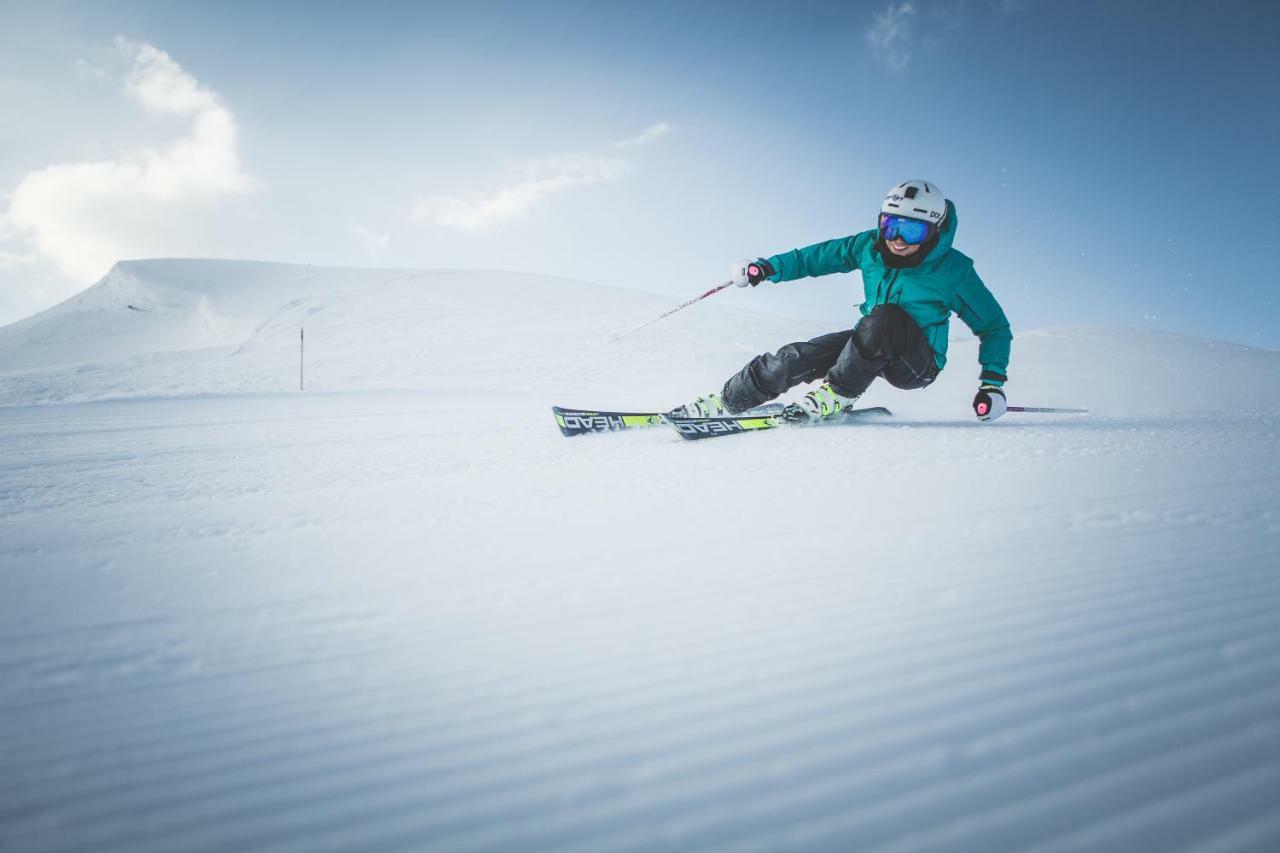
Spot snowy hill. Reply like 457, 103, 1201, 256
0, 259, 332, 370
2, 258, 1278, 415
3, 260, 1280, 852
0, 259, 798, 407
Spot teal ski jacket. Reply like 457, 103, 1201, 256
763, 200, 1012, 386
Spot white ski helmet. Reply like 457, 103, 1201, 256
881, 179, 947, 225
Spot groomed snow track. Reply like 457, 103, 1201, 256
2, 261, 1279, 852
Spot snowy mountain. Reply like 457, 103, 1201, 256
3, 260, 1279, 853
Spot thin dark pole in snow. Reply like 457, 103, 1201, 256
1007, 406, 1088, 414
300, 327, 305, 391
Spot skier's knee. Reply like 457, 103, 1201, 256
753, 344, 807, 388
855, 305, 912, 355
770, 342, 807, 365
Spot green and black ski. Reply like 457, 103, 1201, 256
665, 406, 893, 441
552, 406, 667, 437
553, 403, 787, 437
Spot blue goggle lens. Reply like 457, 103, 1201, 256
879, 214, 933, 245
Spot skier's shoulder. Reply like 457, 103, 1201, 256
941, 245, 974, 268
847, 228, 878, 260
805, 229, 876, 264
932, 246, 976, 278
852, 227, 878, 246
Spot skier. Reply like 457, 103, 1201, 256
674, 180, 1012, 422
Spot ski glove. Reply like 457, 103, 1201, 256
973, 384, 1007, 422
730, 259, 775, 288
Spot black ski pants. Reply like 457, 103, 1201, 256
721, 304, 940, 413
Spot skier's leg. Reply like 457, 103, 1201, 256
882, 321, 941, 390
826, 305, 936, 397
721, 330, 851, 413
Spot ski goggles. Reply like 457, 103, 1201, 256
879, 213, 935, 246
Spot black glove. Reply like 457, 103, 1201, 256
973, 385, 1007, 421
731, 259, 775, 288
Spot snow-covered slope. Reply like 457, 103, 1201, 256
0, 259, 798, 407
2, 259, 1278, 416
2, 260, 1279, 853
0, 259, 341, 370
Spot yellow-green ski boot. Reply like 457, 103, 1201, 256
783, 382, 861, 422
669, 392, 730, 419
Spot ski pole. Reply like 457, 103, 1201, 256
610, 280, 734, 342
1007, 406, 1089, 414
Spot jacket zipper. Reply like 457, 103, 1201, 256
884, 269, 900, 304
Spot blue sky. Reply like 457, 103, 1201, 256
2, 0, 1278, 346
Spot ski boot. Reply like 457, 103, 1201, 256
668, 392, 730, 419
782, 382, 861, 422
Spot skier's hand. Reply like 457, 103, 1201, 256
730, 259, 774, 288
973, 385, 1007, 421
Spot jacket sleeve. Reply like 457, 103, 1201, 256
952, 268, 1012, 387
764, 231, 872, 282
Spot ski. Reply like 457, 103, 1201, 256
553, 402, 787, 437
552, 406, 667, 436
666, 406, 893, 441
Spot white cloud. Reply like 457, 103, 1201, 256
412, 122, 670, 231
2, 38, 254, 283
867, 2, 918, 71
613, 122, 674, 149
413, 153, 633, 231
350, 223, 390, 256
121, 39, 223, 117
